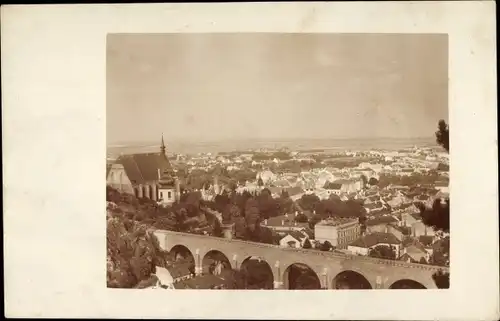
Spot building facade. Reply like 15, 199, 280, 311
314, 218, 361, 249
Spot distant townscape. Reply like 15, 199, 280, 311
106, 122, 450, 290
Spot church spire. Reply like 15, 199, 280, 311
160, 133, 166, 155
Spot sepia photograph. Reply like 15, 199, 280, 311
3, 1, 498, 319
106, 33, 451, 290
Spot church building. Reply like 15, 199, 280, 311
106, 135, 180, 205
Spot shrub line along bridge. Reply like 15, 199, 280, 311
153, 230, 448, 289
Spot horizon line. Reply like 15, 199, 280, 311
107, 136, 437, 146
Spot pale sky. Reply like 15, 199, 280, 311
107, 33, 448, 145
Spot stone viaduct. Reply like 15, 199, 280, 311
153, 230, 449, 289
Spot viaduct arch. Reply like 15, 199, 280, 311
153, 230, 446, 289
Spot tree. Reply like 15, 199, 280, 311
430, 236, 450, 266
295, 213, 308, 223
298, 194, 321, 211
214, 194, 230, 213
228, 179, 238, 192
424, 120, 451, 287
173, 208, 188, 232
368, 177, 379, 185
360, 174, 368, 187
107, 217, 166, 288
245, 198, 261, 232
303, 238, 312, 249
436, 120, 449, 152
257, 177, 264, 187
255, 226, 276, 244
419, 257, 428, 264
212, 219, 223, 237
368, 245, 396, 260
234, 216, 248, 239
309, 214, 322, 230
222, 204, 238, 224
432, 269, 450, 289
418, 199, 450, 233
416, 120, 450, 232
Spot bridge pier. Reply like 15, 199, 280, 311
320, 267, 329, 289
273, 260, 283, 290
195, 265, 203, 276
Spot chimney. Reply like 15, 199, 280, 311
281, 220, 284, 226
157, 168, 161, 180
295, 211, 298, 216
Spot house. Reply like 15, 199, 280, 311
365, 215, 399, 228
400, 211, 422, 227
323, 181, 343, 196
399, 238, 431, 263
364, 201, 385, 214
410, 221, 437, 238
323, 178, 363, 195
315, 170, 335, 188
279, 230, 309, 248
256, 170, 276, 185
365, 216, 406, 241
347, 232, 402, 256
314, 217, 360, 249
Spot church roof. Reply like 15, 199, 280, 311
116, 152, 173, 185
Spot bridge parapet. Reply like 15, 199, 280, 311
153, 229, 449, 273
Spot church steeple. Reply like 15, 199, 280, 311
160, 133, 166, 156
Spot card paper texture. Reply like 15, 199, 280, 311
2, 2, 498, 320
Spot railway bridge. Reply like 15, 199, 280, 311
153, 230, 448, 289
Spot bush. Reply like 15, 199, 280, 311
303, 238, 312, 249
432, 269, 450, 289
320, 241, 332, 251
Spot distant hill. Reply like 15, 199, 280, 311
107, 137, 438, 157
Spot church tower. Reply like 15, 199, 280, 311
157, 134, 179, 206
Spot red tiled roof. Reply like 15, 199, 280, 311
418, 235, 434, 247
349, 232, 401, 248
116, 152, 173, 185
265, 215, 308, 228
285, 230, 307, 241
324, 182, 342, 190
402, 237, 427, 252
